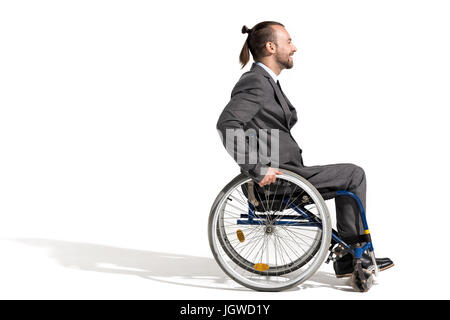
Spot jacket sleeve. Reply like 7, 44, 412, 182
216, 74, 269, 183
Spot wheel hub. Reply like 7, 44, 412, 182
265, 225, 274, 234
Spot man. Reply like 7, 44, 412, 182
216, 21, 393, 278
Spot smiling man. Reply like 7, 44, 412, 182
216, 21, 393, 278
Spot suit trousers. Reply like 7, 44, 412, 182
281, 162, 367, 244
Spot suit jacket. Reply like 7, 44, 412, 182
217, 62, 304, 182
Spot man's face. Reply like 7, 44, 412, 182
272, 26, 297, 69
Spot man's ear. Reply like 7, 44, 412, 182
265, 41, 276, 54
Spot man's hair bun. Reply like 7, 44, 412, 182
241, 25, 252, 34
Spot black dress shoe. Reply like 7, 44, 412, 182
333, 252, 394, 278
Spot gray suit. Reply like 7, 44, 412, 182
217, 62, 367, 244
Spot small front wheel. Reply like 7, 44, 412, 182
351, 265, 374, 292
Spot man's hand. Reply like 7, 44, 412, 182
258, 167, 283, 187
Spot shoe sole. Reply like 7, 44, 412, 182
335, 263, 395, 278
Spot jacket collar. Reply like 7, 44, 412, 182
250, 62, 272, 79
255, 61, 278, 82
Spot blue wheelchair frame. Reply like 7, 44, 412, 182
236, 190, 374, 261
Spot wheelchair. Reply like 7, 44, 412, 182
208, 169, 379, 292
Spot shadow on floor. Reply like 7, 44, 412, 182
15, 238, 353, 292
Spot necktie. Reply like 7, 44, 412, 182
276, 80, 292, 126
276, 80, 283, 92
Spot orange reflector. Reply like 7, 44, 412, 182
236, 229, 245, 242
254, 263, 270, 271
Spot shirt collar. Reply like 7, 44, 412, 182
256, 61, 278, 83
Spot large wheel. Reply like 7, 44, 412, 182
208, 169, 332, 291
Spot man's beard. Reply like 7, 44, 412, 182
275, 53, 293, 69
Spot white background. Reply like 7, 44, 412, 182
1, 0, 449, 299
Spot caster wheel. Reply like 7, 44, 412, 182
351, 269, 374, 292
